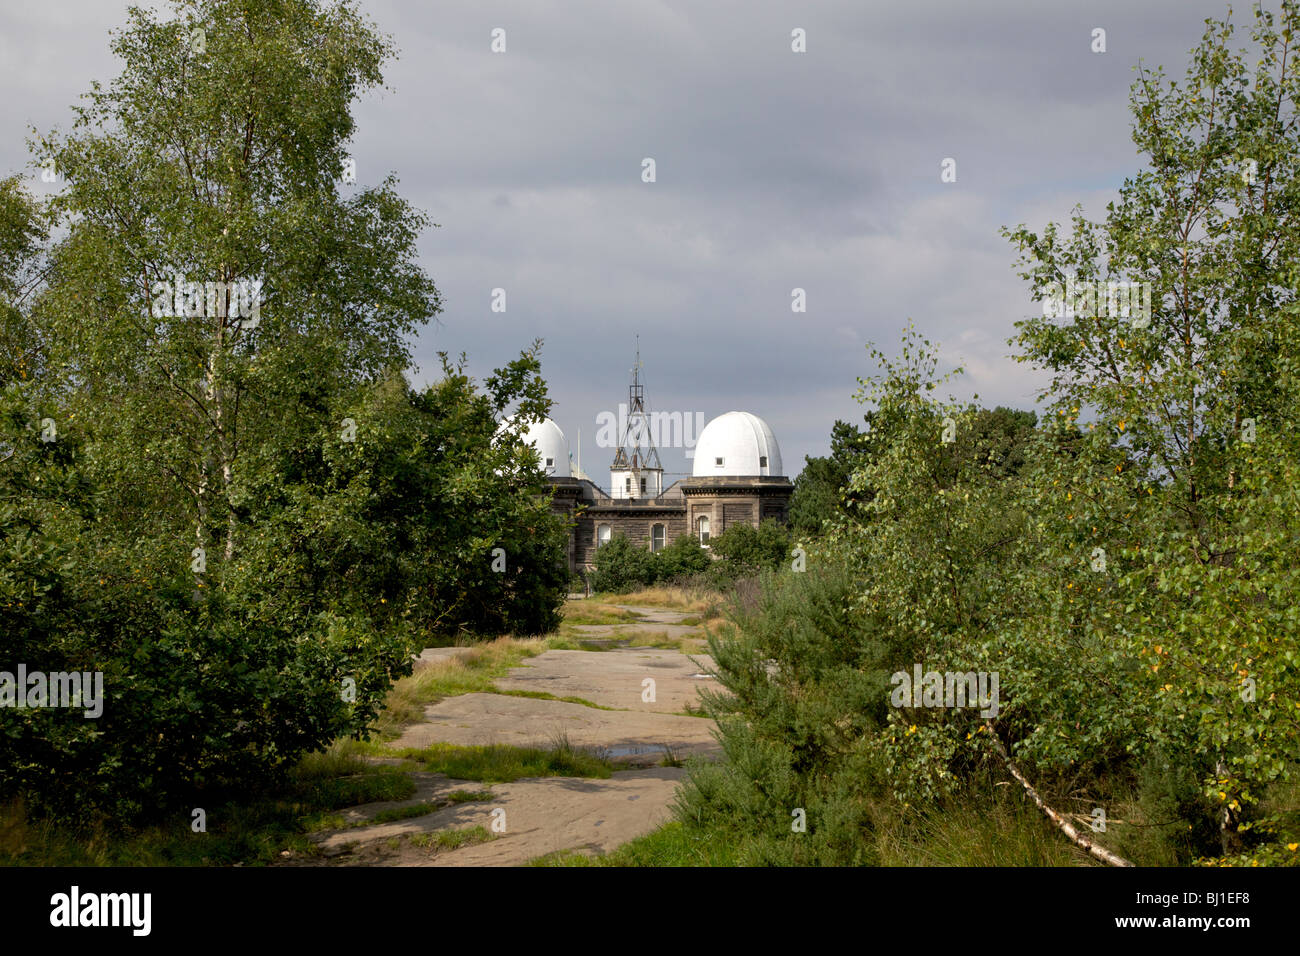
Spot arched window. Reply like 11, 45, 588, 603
697, 515, 710, 545
597, 524, 611, 548
651, 524, 665, 552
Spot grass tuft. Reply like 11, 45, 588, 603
410, 826, 496, 851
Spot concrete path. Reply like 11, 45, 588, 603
493, 646, 716, 713
390, 691, 718, 762
299, 602, 721, 866
306, 768, 687, 867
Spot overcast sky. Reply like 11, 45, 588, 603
1, 0, 1249, 487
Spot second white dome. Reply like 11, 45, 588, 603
692, 411, 783, 477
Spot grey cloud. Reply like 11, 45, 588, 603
1, 0, 1243, 482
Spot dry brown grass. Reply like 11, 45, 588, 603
590, 585, 724, 616
698, 615, 736, 642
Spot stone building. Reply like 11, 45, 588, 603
515, 363, 794, 573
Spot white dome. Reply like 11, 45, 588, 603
692, 411, 783, 477
499, 416, 570, 477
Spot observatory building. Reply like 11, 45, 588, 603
516, 354, 794, 573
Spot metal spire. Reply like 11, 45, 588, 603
612, 337, 661, 477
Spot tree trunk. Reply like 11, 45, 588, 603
1215, 757, 1242, 856
986, 723, 1135, 867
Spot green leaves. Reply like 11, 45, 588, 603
991, 2, 1300, 860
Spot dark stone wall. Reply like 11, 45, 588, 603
572, 508, 688, 568
555, 474, 795, 572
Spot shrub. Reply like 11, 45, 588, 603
653, 533, 712, 581
590, 533, 656, 593
674, 561, 896, 864
710, 520, 792, 578
0, 356, 568, 823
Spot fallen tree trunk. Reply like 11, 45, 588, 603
984, 722, 1135, 868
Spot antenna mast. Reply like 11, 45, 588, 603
610, 337, 662, 497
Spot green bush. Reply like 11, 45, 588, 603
588, 525, 796, 594
590, 533, 656, 594
710, 520, 792, 578
654, 533, 712, 581
0, 358, 568, 823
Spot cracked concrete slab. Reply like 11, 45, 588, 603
495, 647, 717, 713
302, 768, 686, 867
388, 691, 719, 763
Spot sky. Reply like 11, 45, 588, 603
0, 0, 1252, 488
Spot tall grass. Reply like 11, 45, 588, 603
870, 795, 1095, 867
558, 603, 641, 626
589, 585, 723, 616
531, 791, 1097, 867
